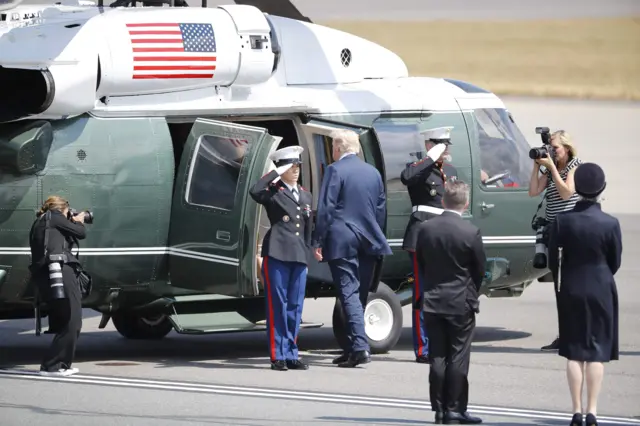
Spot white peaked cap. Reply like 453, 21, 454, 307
421, 126, 453, 143
269, 145, 304, 165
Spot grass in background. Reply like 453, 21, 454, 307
320, 18, 640, 101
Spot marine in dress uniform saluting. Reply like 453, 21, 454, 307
249, 145, 313, 372
400, 126, 458, 364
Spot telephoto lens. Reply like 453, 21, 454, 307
47, 262, 66, 299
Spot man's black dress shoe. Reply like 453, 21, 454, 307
286, 359, 309, 370
434, 411, 444, 424
332, 352, 350, 364
338, 350, 371, 368
444, 411, 482, 424
270, 360, 288, 371
416, 354, 430, 364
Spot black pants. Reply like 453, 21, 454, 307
424, 311, 475, 413
41, 265, 83, 372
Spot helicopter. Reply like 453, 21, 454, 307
0, 0, 545, 354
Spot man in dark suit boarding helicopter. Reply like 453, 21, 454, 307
312, 129, 392, 368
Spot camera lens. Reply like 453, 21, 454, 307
529, 147, 547, 159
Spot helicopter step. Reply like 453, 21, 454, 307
167, 295, 323, 336
169, 314, 324, 335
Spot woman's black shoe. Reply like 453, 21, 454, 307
585, 413, 598, 425
570, 413, 583, 426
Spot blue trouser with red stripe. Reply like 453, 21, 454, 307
262, 256, 308, 362
410, 251, 428, 357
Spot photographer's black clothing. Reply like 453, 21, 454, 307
29, 210, 85, 273
29, 210, 86, 372
400, 157, 458, 251
40, 267, 83, 371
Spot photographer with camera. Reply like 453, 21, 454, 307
29, 195, 93, 376
528, 129, 582, 351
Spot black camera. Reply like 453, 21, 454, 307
68, 208, 94, 225
528, 127, 554, 160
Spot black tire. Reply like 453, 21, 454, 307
111, 312, 173, 340
331, 282, 403, 354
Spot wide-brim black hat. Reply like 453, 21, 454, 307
574, 162, 606, 198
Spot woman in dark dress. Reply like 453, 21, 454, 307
548, 163, 622, 426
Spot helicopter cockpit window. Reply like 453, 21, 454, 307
473, 108, 533, 189
186, 134, 249, 211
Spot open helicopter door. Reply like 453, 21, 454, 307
168, 118, 281, 297
298, 117, 387, 293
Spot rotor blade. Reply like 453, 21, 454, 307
232, 0, 312, 23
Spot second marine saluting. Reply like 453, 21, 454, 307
249, 145, 313, 372
400, 126, 458, 364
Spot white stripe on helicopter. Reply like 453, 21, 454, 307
0, 236, 536, 264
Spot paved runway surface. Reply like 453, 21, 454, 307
1, 96, 639, 424
17, 0, 640, 20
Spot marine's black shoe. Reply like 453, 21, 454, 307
416, 354, 430, 364
286, 359, 309, 370
270, 360, 288, 371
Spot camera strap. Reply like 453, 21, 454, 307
531, 198, 544, 228
42, 211, 51, 261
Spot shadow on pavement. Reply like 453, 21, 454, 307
0, 324, 532, 370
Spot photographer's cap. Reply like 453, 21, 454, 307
421, 126, 453, 145
269, 145, 304, 167
574, 162, 606, 198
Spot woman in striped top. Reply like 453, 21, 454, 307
528, 130, 582, 351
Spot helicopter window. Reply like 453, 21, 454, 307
370, 122, 423, 193
186, 134, 249, 211
474, 108, 533, 189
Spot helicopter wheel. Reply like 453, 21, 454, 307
111, 311, 173, 340
332, 282, 403, 355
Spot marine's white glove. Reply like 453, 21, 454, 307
275, 163, 293, 175
426, 144, 447, 162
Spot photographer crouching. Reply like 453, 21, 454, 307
528, 129, 582, 351
29, 195, 93, 377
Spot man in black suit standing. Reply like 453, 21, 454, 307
415, 180, 486, 424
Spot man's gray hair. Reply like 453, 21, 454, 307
330, 129, 361, 156
443, 180, 469, 211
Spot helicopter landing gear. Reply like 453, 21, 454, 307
332, 282, 403, 355
111, 311, 173, 340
